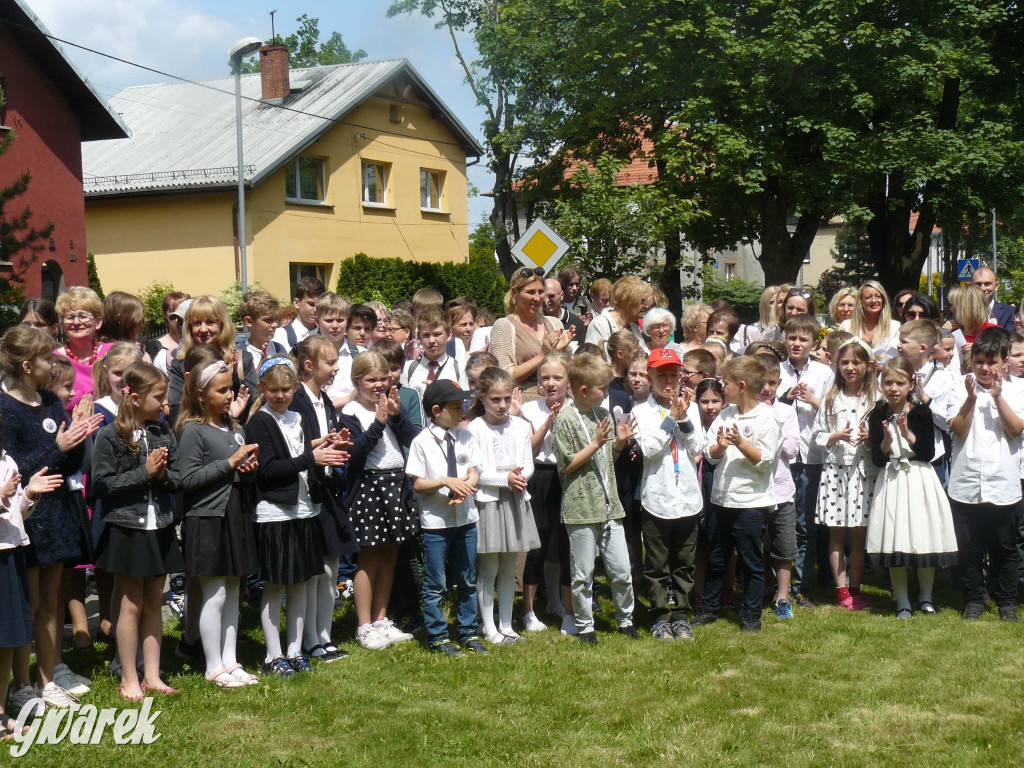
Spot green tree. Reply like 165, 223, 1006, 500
239, 14, 367, 72
815, 223, 878, 299
0, 87, 54, 279
86, 252, 104, 299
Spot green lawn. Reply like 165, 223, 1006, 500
19, 573, 1024, 767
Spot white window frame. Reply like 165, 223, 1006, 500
285, 155, 326, 204
361, 160, 392, 208
419, 168, 445, 212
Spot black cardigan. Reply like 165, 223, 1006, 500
868, 401, 935, 468
244, 409, 321, 506
289, 385, 342, 488
337, 402, 420, 509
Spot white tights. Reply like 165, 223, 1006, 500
477, 552, 518, 638
198, 576, 240, 677
890, 567, 936, 612
303, 557, 339, 649
261, 583, 307, 662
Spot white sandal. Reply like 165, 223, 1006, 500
226, 663, 259, 686
206, 669, 245, 689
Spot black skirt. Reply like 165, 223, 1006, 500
0, 547, 32, 648
255, 515, 324, 585
348, 469, 419, 547
95, 523, 185, 578
317, 496, 360, 558
184, 486, 258, 578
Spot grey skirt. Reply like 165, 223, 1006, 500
477, 486, 541, 554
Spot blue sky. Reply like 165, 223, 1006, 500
28, 0, 493, 228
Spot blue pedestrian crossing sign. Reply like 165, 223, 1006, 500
957, 258, 979, 283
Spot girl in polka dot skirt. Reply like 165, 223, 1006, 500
810, 337, 878, 610
339, 352, 422, 650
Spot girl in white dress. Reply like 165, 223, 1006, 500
811, 337, 878, 610
866, 358, 957, 618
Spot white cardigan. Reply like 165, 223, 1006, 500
467, 415, 535, 503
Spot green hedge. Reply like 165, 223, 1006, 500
336, 253, 507, 313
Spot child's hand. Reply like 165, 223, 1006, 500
915, 373, 927, 403
897, 411, 910, 439
333, 428, 352, 451
615, 413, 637, 444
145, 446, 168, 477
857, 423, 869, 446
670, 392, 690, 421
880, 421, 893, 454
964, 374, 977, 401
546, 401, 562, 429
374, 394, 389, 424
56, 414, 104, 452
508, 387, 523, 418
828, 426, 853, 447
313, 444, 348, 467
0, 471, 21, 502
24, 467, 63, 501
72, 393, 94, 423
386, 386, 402, 417
989, 372, 1003, 400
446, 476, 478, 504
721, 424, 742, 446
716, 425, 730, 450
595, 416, 615, 447
229, 443, 259, 470
507, 466, 528, 493
230, 385, 250, 419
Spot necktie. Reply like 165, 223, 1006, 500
444, 432, 457, 477
426, 360, 438, 384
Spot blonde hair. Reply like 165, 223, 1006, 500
606, 329, 641, 363
292, 335, 337, 382
351, 350, 389, 388
610, 275, 653, 320
775, 283, 794, 327
848, 281, 893, 341
55, 286, 103, 319
589, 278, 612, 302
538, 350, 571, 378
48, 355, 75, 389
948, 284, 988, 335
176, 359, 236, 435
721, 355, 765, 392
899, 318, 940, 349
683, 304, 713, 340
315, 292, 352, 319
177, 296, 236, 363
822, 338, 877, 425
114, 362, 167, 451
0, 326, 56, 388
828, 286, 858, 324
758, 286, 779, 329
503, 271, 546, 315
251, 362, 298, 413
567, 353, 613, 393
239, 289, 280, 321
92, 341, 143, 398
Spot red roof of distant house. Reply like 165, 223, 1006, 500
908, 212, 941, 235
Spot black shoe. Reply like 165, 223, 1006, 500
795, 593, 817, 609
740, 618, 762, 633
999, 605, 1018, 622
578, 631, 599, 644
691, 612, 719, 627
460, 636, 488, 655
287, 653, 314, 673
618, 625, 639, 639
322, 643, 349, 660
962, 602, 985, 620
431, 640, 464, 658
261, 656, 296, 678
174, 637, 203, 663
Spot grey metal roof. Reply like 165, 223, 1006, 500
82, 58, 484, 198
1, 0, 130, 141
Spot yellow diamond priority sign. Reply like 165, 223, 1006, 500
510, 218, 570, 276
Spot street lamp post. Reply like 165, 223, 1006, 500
228, 37, 263, 294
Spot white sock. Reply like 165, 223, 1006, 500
917, 567, 936, 605
220, 577, 241, 669
261, 585, 284, 662
890, 567, 911, 612
285, 582, 306, 659
198, 576, 227, 675
318, 558, 339, 645
496, 553, 518, 634
477, 554, 499, 638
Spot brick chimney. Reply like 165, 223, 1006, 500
259, 44, 290, 102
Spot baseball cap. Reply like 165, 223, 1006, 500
648, 348, 681, 369
170, 298, 193, 321
422, 380, 475, 416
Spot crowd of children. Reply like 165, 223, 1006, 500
1, 268, 1023, 736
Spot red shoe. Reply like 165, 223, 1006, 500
850, 594, 870, 611
838, 595, 854, 610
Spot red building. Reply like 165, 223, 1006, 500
0, 0, 127, 300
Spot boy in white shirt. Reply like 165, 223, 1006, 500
631, 348, 703, 641
272, 276, 324, 350
948, 327, 1024, 621
778, 314, 834, 606
401, 307, 468, 402
696, 356, 781, 633
405, 380, 488, 656
315, 293, 356, 409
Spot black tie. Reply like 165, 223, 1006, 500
445, 432, 457, 477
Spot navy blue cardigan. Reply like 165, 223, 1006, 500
336, 402, 420, 509
244, 409, 322, 507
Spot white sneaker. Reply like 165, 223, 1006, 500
40, 681, 78, 708
53, 663, 90, 697
559, 613, 579, 636
7, 684, 39, 716
372, 618, 414, 643
522, 612, 547, 632
356, 623, 391, 650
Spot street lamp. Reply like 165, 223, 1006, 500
229, 36, 263, 294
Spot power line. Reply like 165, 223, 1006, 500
0, 16, 483, 155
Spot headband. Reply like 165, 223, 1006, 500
837, 336, 874, 357
196, 361, 229, 390
704, 336, 729, 351
259, 357, 297, 379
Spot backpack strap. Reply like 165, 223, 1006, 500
285, 323, 298, 350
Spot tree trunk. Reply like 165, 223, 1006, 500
490, 145, 520, 279
756, 183, 825, 286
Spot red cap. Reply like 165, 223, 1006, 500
647, 348, 681, 369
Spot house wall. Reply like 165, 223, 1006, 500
0, 24, 87, 299
87, 93, 471, 302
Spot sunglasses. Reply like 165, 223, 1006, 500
787, 288, 813, 300
903, 310, 927, 319
513, 266, 545, 282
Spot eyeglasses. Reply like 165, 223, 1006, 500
903, 310, 927, 319
513, 266, 545, 282
62, 312, 94, 325
387, 325, 405, 333
681, 368, 702, 378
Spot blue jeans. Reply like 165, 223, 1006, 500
792, 462, 823, 594
421, 525, 478, 644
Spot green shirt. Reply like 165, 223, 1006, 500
552, 403, 625, 525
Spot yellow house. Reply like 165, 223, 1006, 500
83, 47, 483, 300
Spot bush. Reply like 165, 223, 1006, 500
87, 252, 104, 300
701, 266, 763, 320
138, 281, 179, 332
0, 278, 26, 333
336, 253, 507, 314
